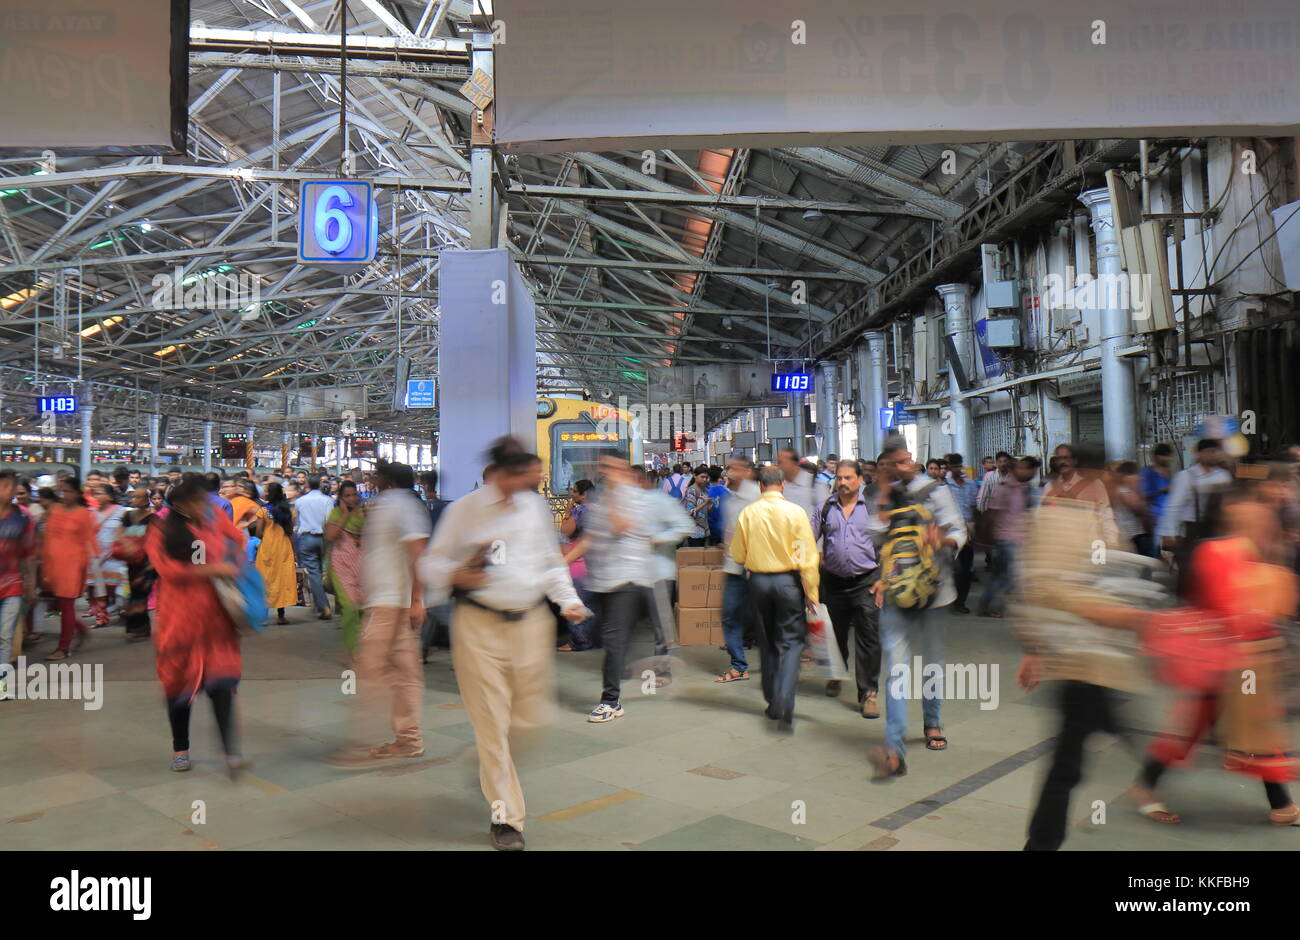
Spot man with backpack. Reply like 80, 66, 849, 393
662, 464, 689, 500
812, 458, 882, 717
867, 441, 967, 779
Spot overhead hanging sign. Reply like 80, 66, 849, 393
0, 0, 188, 155
493, 0, 1300, 152
297, 181, 378, 264
405, 377, 437, 409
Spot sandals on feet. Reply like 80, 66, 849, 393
924, 726, 948, 751
715, 669, 750, 683
1139, 802, 1182, 824
1269, 806, 1300, 826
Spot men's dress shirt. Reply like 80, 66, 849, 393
362, 487, 431, 609
627, 487, 696, 586
1157, 464, 1233, 540
976, 469, 1008, 513
867, 475, 967, 608
420, 482, 579, 611
782, 468, 827, 522
294, 489, 332, 535
947, 476, 977, 525
582, 485, 665, 593
722, 478, 761, 576
986, 474, 1029, 543
731, 490, 820, 605
813, 494, 878, 578
207, 491, 234, 520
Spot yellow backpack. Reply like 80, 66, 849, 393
879, 482, 942, 610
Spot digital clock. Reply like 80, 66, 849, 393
38, 396, 78, 413
771, 373, 813, 393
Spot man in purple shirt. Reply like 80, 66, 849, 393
203, 472, 234, 519
977, 456, 1039, 618
812, 459, 882, 718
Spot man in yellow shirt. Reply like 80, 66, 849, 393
730, 466, 820, 732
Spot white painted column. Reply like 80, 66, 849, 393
1081, 187, 1136, 461
936, 283, 975, 464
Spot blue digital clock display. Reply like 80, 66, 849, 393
38, 396, 78, 413
771, 373, 813, 393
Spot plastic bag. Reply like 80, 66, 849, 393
805, 602, 848, 680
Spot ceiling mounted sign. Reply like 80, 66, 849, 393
492, 0, 1300, 153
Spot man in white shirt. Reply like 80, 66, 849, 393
566, 457, 691, 722
1157, 439, 1232, 547
329, 462, 430, 769
293, 475, 335, 619
778, 447, 828, 522
634, 467, 697, 688
421, 437, 587, 852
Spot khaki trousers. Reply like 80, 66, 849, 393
452, 602, 555, 832
354, 606, 423, 747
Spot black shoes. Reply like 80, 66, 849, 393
490, 823, 525, 851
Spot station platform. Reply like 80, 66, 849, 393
4, 608, 1296, 852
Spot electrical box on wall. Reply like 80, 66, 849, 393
985, 318, 1022, 348
985, 279, 1020, 310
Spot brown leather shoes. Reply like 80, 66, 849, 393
861, 691, 880, 719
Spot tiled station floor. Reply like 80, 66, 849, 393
4, 607, 1297, 851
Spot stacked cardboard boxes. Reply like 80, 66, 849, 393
675, 546, 726, 646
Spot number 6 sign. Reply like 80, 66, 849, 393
297, 180, 378, 264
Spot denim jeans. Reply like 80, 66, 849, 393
881, 604, 949, 757
978, 540, 1017, 614
296, 533, 330, 612
721, 572, 750, 673
0, 595, 21, 669
565, 579, 602, 651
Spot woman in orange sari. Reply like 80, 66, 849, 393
144, 476, 249, 775
41, 478, 98, 661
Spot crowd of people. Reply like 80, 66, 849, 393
3, 432, 1300, 852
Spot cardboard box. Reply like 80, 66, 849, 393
708, 627, 726, 648
678, 565, 713, 608
676, 547, 705, 567
701, 547, 725, 567
706, 567, 727, 608
677, 605, 722, 646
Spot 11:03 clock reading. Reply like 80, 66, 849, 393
771, 373, 813, 393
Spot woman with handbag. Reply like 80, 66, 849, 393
324, 480, 365, 656
113, 485, 158, 642
253, 482, 298, 625
144, 476, 249, 776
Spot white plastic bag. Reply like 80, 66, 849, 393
805, 602, 849, 680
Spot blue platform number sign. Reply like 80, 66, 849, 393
771, 372, 813, 393
879, 407, 896, 431
39, 396, 78, 413
298, 181, 378, 263
405, 377, 436, 409
892, 401, 916, 425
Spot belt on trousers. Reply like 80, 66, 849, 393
457, 593, 541, 622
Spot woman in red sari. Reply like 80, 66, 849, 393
1079, 483, 1300, 826
144, 476, 250, 776
40, 478, 98, 661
